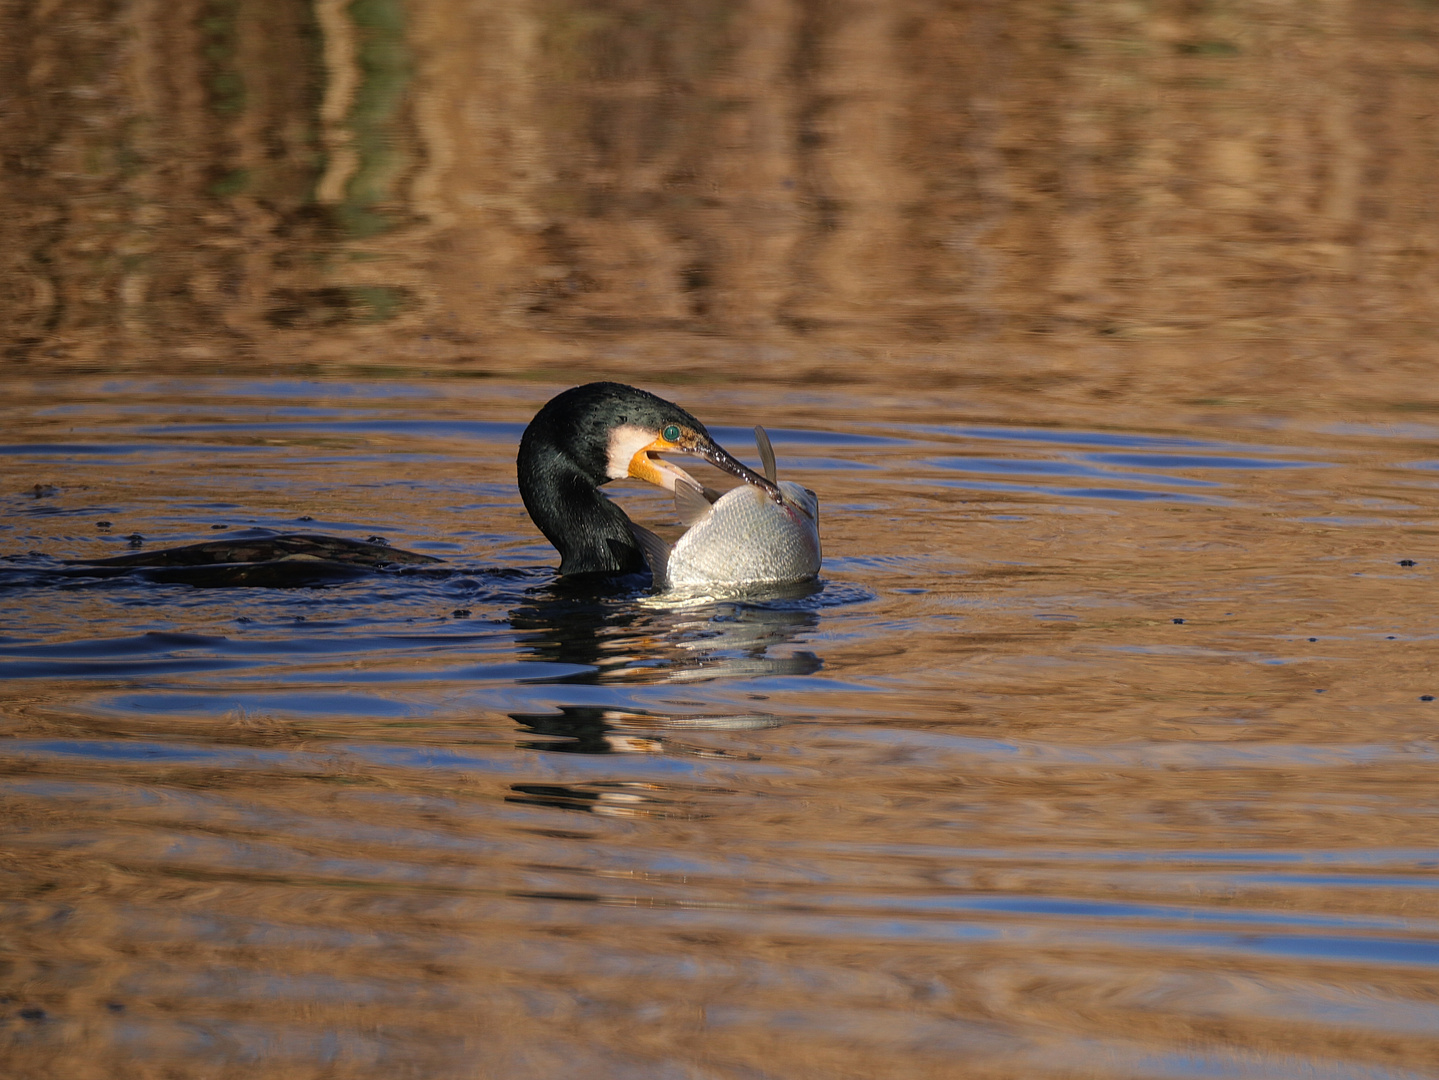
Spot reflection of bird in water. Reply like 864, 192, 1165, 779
504, 584, 822, 815
508, 705, 781, 755
508, 584, 822, 686
71, 382, 783, 587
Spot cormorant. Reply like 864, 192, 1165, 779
70, 382, 779, 586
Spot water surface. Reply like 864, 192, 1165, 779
3, 376, 1438, 1078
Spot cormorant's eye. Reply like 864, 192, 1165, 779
662, 425, 681, 442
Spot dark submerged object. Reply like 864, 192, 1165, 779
71, 533, 440, 588
66, 382, 777, 586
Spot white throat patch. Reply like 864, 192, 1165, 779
606, 424, 661, 481
606, 423, 702, 492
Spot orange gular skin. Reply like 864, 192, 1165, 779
614, 423, 783, 503
627, 434, 702, 492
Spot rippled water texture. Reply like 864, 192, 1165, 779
5, 0, 1439, 397
2, 376, 1438, 1079
5, 0, 1439, 1076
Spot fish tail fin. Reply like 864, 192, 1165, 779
627, 522, 672, 589
754, 426, 778, 485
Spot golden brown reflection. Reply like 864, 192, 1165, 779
5, 0, 1439, 407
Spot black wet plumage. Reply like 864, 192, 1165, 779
518, 383, 706, 576
66, 533, 439, 588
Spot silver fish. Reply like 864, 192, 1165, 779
630, 426, 822, 592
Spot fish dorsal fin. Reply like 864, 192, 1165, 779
627, 522, 672, 588
754, 425, 778, 485
673, 477, 713, 526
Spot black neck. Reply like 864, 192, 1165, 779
518, 442, 645, 576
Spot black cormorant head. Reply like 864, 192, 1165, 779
517, 382, 781, 577
521, 382, 779, 498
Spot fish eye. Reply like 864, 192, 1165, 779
662, 424, 680, 442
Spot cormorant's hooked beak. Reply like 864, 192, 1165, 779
626, 429, 783, 502
691, 437, 785, 501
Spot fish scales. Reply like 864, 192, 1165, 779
666, 480, 820, 588
628, 426, 822, 594
630, 479, 820, 594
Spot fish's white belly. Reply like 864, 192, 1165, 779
665, 481, 821, 588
